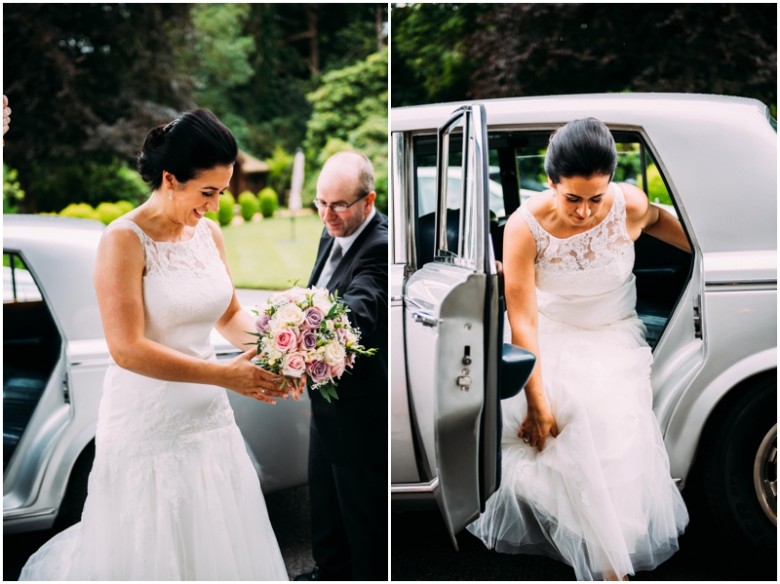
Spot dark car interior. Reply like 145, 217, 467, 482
3, 252, 62, 468
412, 129, 694, 351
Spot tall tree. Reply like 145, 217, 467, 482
305, 49, 389, 212
3, 3, 388, 211
467, 3, 777, 107
3, 3, 193, 211
391, 3, 486, 107
391, 4, 777, 113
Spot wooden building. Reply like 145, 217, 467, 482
229, 150, 269, 196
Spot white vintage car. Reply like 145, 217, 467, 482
3, 215, 311, 534
390, 93, 776, 551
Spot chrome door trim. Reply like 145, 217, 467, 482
391, 477, 439, 495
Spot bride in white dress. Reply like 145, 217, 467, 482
467, 118, 690, 580
20, 109, 297, 581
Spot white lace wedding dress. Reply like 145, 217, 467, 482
20, 218, 289, 581
467, 185, 688, 580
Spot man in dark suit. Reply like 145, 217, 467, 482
294, 151, 387, 581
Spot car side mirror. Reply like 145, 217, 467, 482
500, 343, 536, 400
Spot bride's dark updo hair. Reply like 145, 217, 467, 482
544, 117, 616, 184
137, 109, 238, 189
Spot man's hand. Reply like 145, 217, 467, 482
3, 95, 10, 143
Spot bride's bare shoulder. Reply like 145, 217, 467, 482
506, 192, 550, 233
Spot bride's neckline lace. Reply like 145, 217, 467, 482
523, 184, 619, 241
116, 217, 203, 245
116, 218, 217, 278
520, 184, 632, 273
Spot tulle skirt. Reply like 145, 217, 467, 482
19, 366, 289, 581
467, 314, 689, 580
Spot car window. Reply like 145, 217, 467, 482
3, 252, 43, 303
411, 128, 678, 269
4, 251, 60, 469
413, 136, 506, 220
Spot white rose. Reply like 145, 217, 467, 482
275, 303, 305, 328
287, 287, 309, 305
265, 348, 283, 366
323, 341, 346, 366
312, 289, 334, 314
268, 315, 288, 333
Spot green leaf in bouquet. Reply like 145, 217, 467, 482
317, 383, 340, 403
326, 302, 341, 319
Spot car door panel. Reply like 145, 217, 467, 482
402, 105, 499, 545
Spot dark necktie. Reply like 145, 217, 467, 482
317, 242, 342, 287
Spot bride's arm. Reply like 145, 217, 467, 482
203, 219, 259, 349
205, 220, 305, 395
503, 211, 559, 451
622, 182, 691, 253
94, 223, 285, 402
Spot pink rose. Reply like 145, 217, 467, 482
307, 360, 330, 384
274, 329, 297, 353
282, 353, 307, 378
303, 307, 325, 330
329, 360, 346, 379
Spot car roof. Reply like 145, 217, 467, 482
4, 215, 106, 341
391, 92, 770, 131
392, 93, 777, 256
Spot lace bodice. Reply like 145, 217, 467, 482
20, 218, 289, 581
520, 184, 638, 328
93, 217, 239, 469
116, 218, 233, 359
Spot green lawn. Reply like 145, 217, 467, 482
220, 212, 324, 290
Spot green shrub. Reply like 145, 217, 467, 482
3, 165, 25, 213
95, 202, 123, 225
217, 191, 236, 226
237, 191, 259, 222
258, 187, 279, 219
267, 145, 294, 196
637, 163, 673, 206
59, 203, 100, 222
204, 211, 219, 222
115, 200, 135, 215
33, 160, 149, 213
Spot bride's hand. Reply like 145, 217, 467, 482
223, 349, 294, 404
519, 403, 559, 451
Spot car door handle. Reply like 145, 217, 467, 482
413, 311, 438, 327
406, 298, 439, 327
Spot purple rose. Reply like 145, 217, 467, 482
255, 313, 271, 334
303, 307, 325, 330
300, 330, 318, 351
307, 360, 330, 384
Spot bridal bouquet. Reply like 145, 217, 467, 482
251, 286, 377, 403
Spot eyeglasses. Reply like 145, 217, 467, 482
313, 192, 368, 213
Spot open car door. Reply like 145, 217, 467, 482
403, 105, 507, 547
